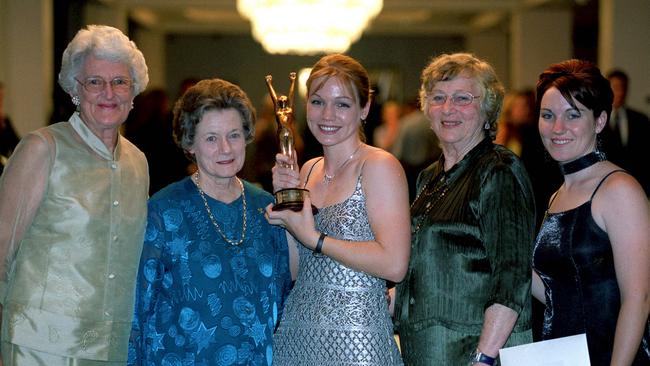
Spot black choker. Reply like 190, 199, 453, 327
559, 151, 606, 175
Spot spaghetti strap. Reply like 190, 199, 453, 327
303, 157, 323, 188
304, 155, 366, 189
547, 191, 560, 209
590, 169, 627, 200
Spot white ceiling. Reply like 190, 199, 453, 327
111, 0, 576, 37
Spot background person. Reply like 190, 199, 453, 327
267, 54, 410, 365
0, 25, 149, 365
129, 78, 292, 365
600, 69, 650, 196
496, 88, 562, 231
373, 100, 402, 151
532, 59, 650, 366
0, 82, 20, 174
395, 53, 535, 366
391, 97, 441, 203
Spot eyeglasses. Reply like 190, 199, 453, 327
75, 77, 133, 93
428, 91, 480, 106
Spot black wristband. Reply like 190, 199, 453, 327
314, 232, 327, 255
469, 349, 496, 366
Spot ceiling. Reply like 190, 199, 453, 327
111, 0, 577, 37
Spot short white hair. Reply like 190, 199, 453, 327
58, 25, 149, 96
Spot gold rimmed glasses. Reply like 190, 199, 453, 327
75, 76, 133, 93
428, 91, 480, 106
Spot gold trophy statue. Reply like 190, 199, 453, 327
266, 72, 313, 212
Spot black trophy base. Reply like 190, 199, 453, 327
273, 188, 318, 214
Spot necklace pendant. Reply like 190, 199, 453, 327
321, 143, 363, 186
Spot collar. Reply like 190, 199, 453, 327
69, 112, 119, 161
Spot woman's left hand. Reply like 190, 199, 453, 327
265, 195, 319, 250
272, 153, 300, 193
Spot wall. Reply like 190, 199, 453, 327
511, 8, 572, 91
599, 0, 650, 115
164, 33, 463, 117
133, 27, 166, 90
3, 0, 53, 136
466, 26, 510, 88
0, 0, 6, 86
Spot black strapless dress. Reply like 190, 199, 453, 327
533, 171, 650, 366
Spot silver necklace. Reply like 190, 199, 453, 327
323, 144, 363, 184
193, 172, 247, 246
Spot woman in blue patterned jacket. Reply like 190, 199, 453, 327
129, 78, 293, 365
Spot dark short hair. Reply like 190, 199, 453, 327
173, 78, 256, 161
536, 59, 613, 124
606, 68, 629, 92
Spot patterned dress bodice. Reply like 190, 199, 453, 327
273, 176, 403, 365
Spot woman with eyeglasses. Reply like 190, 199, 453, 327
0, 25, 149, 365
395, 53, 536, 365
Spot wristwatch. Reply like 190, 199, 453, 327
469, 349, 496, 365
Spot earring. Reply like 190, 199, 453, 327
484, 121, 490, 130
71, 95, 80, 106
361, 118, 367, 126
595, 134, 607, 160
130, 101, 134, 110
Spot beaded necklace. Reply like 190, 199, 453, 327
193, 172, 247, 246
411, 172, 449, 234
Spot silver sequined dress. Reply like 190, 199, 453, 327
273, 176, 403, 365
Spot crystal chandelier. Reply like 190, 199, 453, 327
237, 0, 383, 55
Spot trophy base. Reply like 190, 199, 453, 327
273, 188, 318, 214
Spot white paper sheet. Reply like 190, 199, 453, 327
499, 333, 591, 366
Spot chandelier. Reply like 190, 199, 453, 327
237, 0, 383, 55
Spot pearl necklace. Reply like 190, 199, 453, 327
193, 172, 247, 246
323, 144, 363, 184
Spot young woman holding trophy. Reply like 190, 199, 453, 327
265, 54, 410, 365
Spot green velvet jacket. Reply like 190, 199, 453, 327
395, 138, 535, 365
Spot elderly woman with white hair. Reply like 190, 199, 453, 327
0, 25, 149, 365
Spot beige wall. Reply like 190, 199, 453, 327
510, 8, 572, 91
466, 27, 510, 88
1, 0, 649, 137
2, 0, 53, 137
133, 28, 166, 91
0, 0, 6, 86
599, 0, 650, 115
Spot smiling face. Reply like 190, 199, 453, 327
538, 87, 607, 163
306, 76, 369, 148
424, 75, 486, 152
77, 55, 134, 136
189, 108, 246, 184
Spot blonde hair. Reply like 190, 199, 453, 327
420, 53, 504, 140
